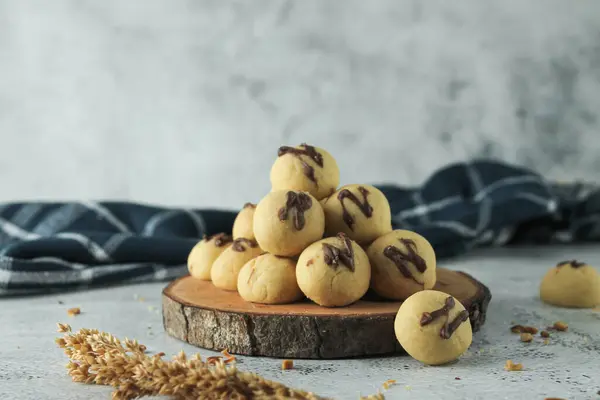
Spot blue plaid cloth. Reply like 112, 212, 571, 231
1, 160, 598, 296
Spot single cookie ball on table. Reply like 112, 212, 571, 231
253, 190, 325, 257
237, 253, 303, 305
270, 143, 340, 200
540, 259, 600, 308
211, 238, 264, 291
187, 233, 233, 280
296, 233, 371, 307
367, 229, 436, 300
321, 184, 392, 245
232, 202, 256, 240
395, 290, 472, 366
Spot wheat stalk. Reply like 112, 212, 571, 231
55, 323, 384, 400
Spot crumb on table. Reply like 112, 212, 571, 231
382, 379, 396, 389
220, 348, 236, 363
510, 324, 524, 333
281, 360, 294, 370
504, 360, 523, 371
520, 333, 533, 343
67, 307, 81, 317
553, 321, 568, 331
540, 330, 550, 338
206, 356, 222, 365
510, 324, 538, 334
56, 322, 71, 332
522, 326, 538, 334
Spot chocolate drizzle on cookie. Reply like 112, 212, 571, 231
322, 233, 355, 272
278, 191, 313, 230
383, 238, 427, 284
420, 296, 470, 340
203, 233, 233, 247
557, 259, 585, 268
231, 238, 258, 252
277, 143, 324, 184
337, 186, 373, 230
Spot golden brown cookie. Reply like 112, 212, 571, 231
237, 253, 303, 304
296, 233, 371, 307
395, 290, 472, 365
321, 184, 392, 245
367, 229, 436, 300
253, 190, 325, 257
540, 259, 600, 308
211, 238, 264, 291
270, 143, 340, 200
232, 202, 256, 240
187, 233, 233, 280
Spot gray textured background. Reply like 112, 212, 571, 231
2, 0, 599, 209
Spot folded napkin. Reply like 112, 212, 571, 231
1, 160, 598, 296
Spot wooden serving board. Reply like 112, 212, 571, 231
162, 268, 491, 359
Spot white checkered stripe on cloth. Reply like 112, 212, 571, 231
378, 161, 561, 258
1, 160, 599, 296
0, 202, 235, 295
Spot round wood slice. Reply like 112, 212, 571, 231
162, 268, 491, 359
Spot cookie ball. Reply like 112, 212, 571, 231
270, 143, 340, 200
367, 229, 436, 300
237, 253, 303, 304
187, 233, 233, 280
232, 202, 256, 240
296, 233, 371, 307
211, 238, 264, 291
395, 290, 472, 366
540, 260, 600, 308
322, 184, 392, 245
253, 190, 325, 257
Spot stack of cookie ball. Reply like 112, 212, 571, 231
187, 143, 472, 365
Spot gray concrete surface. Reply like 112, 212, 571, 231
2, 1, 600, 209
1, 244, 599, 399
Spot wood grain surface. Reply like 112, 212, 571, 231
162, 268, 491, 359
